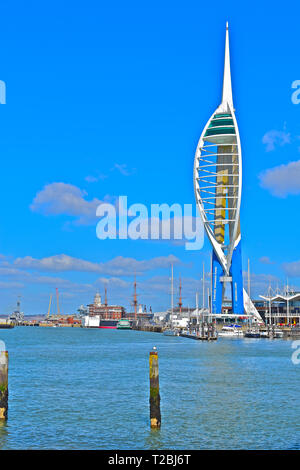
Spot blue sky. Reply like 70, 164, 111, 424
1, 0, 300, 315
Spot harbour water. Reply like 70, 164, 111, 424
0, 326, 299, 450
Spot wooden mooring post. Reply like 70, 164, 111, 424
0, 350, 8, 420
149, 348, 161, 429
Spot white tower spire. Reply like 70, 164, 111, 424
221, 22, 233, 110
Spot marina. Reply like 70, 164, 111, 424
0, 326, 299, 450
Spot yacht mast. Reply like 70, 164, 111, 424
248, 259, 251, 326
202, 262, 205, 324
196, 291, 199, 326
171, 263, 174, 325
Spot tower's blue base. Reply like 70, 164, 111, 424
211, 242, 244, 315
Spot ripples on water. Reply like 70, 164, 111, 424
0, 327, 298, 449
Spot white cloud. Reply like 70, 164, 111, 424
85, 175, 99, 183
242, 272, 281, 297
0, 266, 31, 277
30, 182, 112, 225
259, 159, 300, 197
0, 281, 24, 289
112, 163, 135, 176
14, 254, 180, 276
262, 130, 291, 152
85, 173, 108, 183
85, 163, 135, 182
15, 254, 101, 273
259, 256, 274, 265
282, 260, 300, 278
95, 277, 130, 288
0, 261, 92, 291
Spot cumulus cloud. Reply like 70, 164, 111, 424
0, 260, 92, 291
14, 254, 180, 276
30, 182, 112, 225
0, 266, 31, 277
112, 163, 135, 176
15, 254, 101, 273
259, 159, 300, 197
95, 277, 130, 288
259, 256, 274, 265
282, 260, 300, 278
242, 272, 281, 297
262, 130, 291, 152
85, 163, 135, 182
85, 173, 108, 183
0, 254, 185, 312
0, 281, 24, 289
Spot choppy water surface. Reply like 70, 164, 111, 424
0, 327, 299, 449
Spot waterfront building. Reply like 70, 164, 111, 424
83, 292, 126, 328
87, 292, 125, 321
193, 23, 261, 322
259, 291, 300, 326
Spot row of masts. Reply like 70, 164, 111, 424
170, 262, 211, 324
46, 260, 257, 320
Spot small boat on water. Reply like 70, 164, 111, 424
244, 328, 261, 338
244, 325, 284, 339
180, 327, 217, 341
259, 330, 269, 338
163, 328, 180, 336
260, 328, 284, 339
117, 319, 131, 330
273, 328, 284, 338
218, 324, 243, 337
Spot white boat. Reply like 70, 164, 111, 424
273, 328, 284, 338
218, 325, 243, 337
163, 328, 180, 336
259, 330, 269, 338
269, 328, 284, 338
244, 328, 261, 338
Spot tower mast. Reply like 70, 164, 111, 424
221, 21, 233, 110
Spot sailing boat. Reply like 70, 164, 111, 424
164, 264, 179, 336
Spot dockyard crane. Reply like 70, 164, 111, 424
47, 294, 52, 318
56, 288, 60, 315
